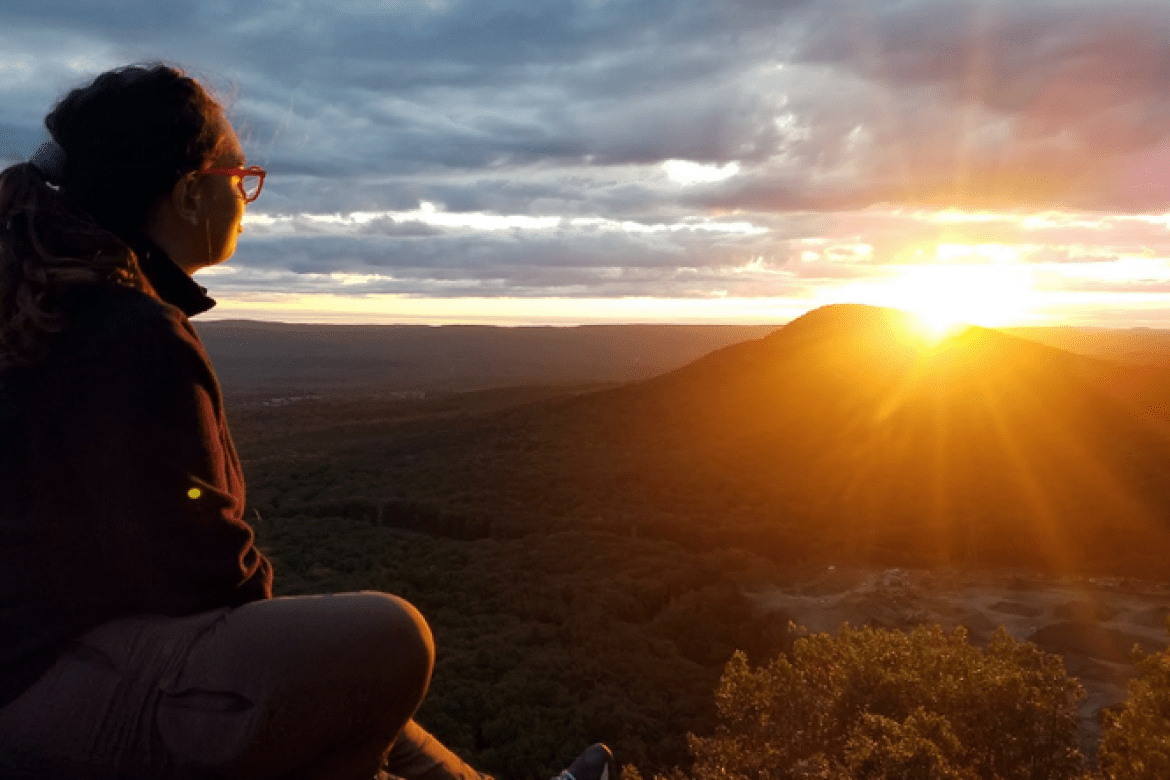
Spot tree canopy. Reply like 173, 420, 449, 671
679, 626, 1087, 780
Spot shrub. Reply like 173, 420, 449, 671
1098, 647, 1170, 780
683, 625, 1085, 780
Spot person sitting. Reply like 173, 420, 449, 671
0, 62, 613, 780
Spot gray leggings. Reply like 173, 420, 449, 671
0, 592, 485, 780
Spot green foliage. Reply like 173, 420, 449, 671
1098, 645, 1170, 780
256, 515, 790, 779
684, 625, 1086, 780
844, 710, 979, 780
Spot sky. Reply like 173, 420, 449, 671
4, 0, 1170, 327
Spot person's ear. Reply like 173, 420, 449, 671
169, 171, 203, 227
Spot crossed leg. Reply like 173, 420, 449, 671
0, 591, 484, 780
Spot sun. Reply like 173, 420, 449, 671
873, 245, 1037, 338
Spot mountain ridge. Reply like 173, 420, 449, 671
417, 303, 1170, 576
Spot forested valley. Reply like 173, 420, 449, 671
213, 306, 1170, 778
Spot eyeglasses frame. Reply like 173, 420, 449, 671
201, 165, 267, 203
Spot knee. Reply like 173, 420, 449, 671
358, 592, 435, 699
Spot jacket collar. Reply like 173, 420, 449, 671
135, 239, 217, 317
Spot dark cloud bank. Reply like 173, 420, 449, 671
3, 0, 1170, 302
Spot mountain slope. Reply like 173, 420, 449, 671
499, 305, 1170, 575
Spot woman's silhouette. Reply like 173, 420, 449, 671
0, 63, 611, 780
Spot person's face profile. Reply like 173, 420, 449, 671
195, 117, 248, 268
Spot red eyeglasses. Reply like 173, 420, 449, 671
202, 165, 267, 203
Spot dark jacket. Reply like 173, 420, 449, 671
0, 245, 273, 709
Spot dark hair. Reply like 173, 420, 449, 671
0, 63, 227, 366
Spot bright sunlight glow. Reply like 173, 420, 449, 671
828, 244, 1037, 338
897, 263, 1035, 337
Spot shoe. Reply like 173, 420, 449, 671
554, 743, 614, 780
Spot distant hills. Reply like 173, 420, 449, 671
194, 320, 779, 395
1006, 325, 1170, 367
195, 317, 1170, 399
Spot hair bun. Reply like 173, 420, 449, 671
29, 140, 67, 185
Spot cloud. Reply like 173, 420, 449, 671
663, 160, 741, 185
5, 0, 1170, 314
788, 0, 1170, 211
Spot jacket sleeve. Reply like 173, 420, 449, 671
59, 300, 272, 615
